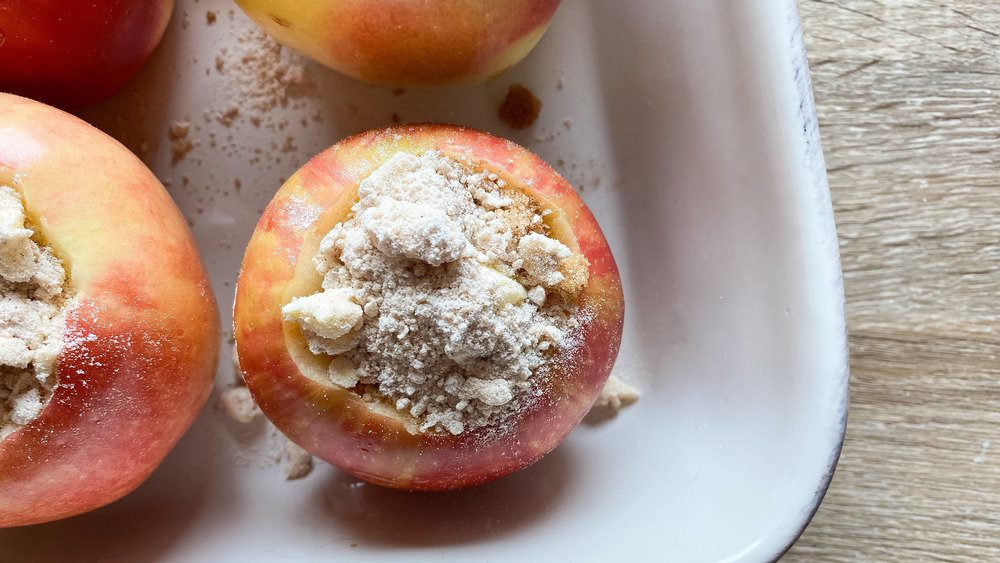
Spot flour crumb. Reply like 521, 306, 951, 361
0, 184, 72, 440
283, 151, 589, 436
219, 386, 263, 423
593, 375, 640, 410
284, 439, 314, 479
169, 121, 190, 139
216, 107, 241, 127
168, 121, 194, 164
215, 29, 319, 124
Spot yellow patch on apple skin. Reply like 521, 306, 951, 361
478, 25, 550, 82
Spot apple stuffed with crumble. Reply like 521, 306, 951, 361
0, 94, 219, 527
235, 124, 623, 490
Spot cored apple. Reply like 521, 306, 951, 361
0, 93, 220, 527
234, 123, 624, 490
0, 0, 174, 109
234, 0, 561, 85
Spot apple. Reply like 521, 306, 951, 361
234, 123, 624, 490
0, 94, 220, 527
0, 0, 174, 109
234, 0, 562, 85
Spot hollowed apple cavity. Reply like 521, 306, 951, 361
282, 150, 590, 436
0, 183, 73, 440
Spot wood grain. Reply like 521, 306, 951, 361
786, 1, 1000, 561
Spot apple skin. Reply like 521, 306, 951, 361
0, 94, 220, 528
0, 0, 174, 110
235, 123, 624, 490
234, 0, 561, 86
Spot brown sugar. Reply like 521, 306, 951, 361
498, 84, 542, 130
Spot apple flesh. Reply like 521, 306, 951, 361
234, 0, 561, 85
235, 123, 624, 490
0, 93, 220, 528
0, 0, 174, 109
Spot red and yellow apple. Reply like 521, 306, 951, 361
0, 0, 174, 109
234, 123, 623, 490
0, 93, 220, 527
234, 0, 562, 85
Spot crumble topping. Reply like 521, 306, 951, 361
283, 151, 588, 435
0, 184, 72, 440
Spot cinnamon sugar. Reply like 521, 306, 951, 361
498, 84, 542, 130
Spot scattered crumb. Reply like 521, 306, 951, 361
498, 84, 542, 130
593, 375, 640, 410
206, 11, 217, 25
216, 106, 241, 127
284, 439, 314, 479
219, 386, 263, 423
215, 28, 319, 125
169, 121, 190, 139
281, 64, 318, 99
168, 121, 194, 164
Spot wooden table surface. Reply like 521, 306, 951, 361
785, 1, 1000, 561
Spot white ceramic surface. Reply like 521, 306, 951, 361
0, 1, 847, 561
